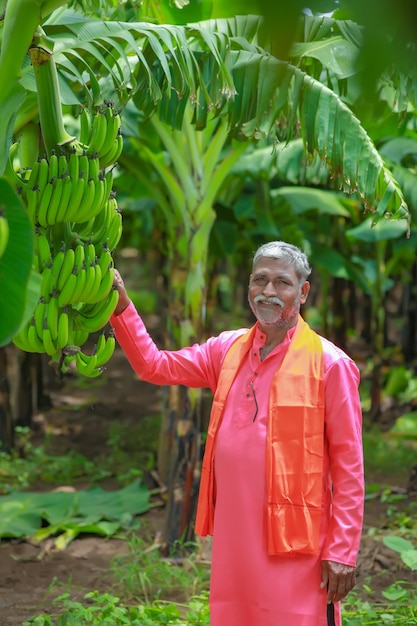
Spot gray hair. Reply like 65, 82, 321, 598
252, 241, 311, 281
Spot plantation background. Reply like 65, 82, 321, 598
1, 0, 417, 623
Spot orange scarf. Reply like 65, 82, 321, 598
195, 316, 325, 555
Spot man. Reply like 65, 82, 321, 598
110, 241, 364, 626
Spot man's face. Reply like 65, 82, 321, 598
248, 257, 310, 329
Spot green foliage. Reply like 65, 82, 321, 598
362, 427, 417, 480
0, 479, 149, 546
110, 534, 210, 604
342, 582, 417, 624
23, 590, 211, 625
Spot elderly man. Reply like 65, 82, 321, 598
110, 241, 364, 626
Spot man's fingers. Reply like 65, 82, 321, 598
321, 560, 357, 603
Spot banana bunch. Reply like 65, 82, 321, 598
79, 101, 123, 169
0, 209, 10, 259
24, 151, 113, 227
12, 101, 124, 378
61, 329, 117, 378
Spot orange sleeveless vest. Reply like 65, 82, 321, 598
195, 316, 325, 555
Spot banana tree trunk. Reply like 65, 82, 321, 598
159, 227, 212, 548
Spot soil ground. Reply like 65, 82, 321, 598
0, 337, 416, 625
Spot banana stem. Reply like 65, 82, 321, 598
29, 45, 75, 157
0, 0, 41, 89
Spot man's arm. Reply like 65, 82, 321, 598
320, 352, 364, 602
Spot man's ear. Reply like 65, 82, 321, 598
300, 281, 310, 304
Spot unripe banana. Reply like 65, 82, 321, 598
68, 149, 80, 181
42, 322, 59, 357
89, 264, 114, 303
95, 331, 116, 367
75, 351, 99, 377
57, 248, 75, 291
34, 297, 47, 338
79, 108, 92, 146
37, 157, 49, 193
73, 177, 96, 223
88, 110, 107, 155
73, 287, 118, 333
48, 151, 59, 180
0, 211, 10, 259
46, 295, 59, 341
45, 175, 63, 225
55, 174, 73, 223
57, 308, 69, 349
26, 158, 40, 189
65, 172, 86, 222
57, 269, 78, 307
28, 319, 45, 353
37, 178, 54, 227
106, 208, 123, 251
36, 232, 52, 269
58, 153, 68, 178
99, 130, 123, 169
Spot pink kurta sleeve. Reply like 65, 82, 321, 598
110, 302, 242, 392
321, 340, 364, 566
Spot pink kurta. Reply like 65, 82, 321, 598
111, 303, 364, 626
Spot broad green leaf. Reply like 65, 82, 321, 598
346, 217, 408, 243
271, 187, 350, 216
382, 535, 415, 554
379, 137, 417, 164
0, 177, 35, 346
291, 37, 358, 79
0, 500, 42, 538
401, 550, 417, 570
0, 480, 150, 542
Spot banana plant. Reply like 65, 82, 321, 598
119, 105, 248, 544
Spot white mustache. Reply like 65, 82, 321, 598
254, 294, 284, 307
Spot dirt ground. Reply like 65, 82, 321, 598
0, 337, 416, 625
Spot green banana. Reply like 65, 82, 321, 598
57, 269, 78, 307
57, 247, 75, 291
48, 151, 59, 180
106, 208, 123, 251
73, 177, 96, 223
58, 153, 68, 178
88, 155, 99, 181
86, 261, 102, 303
57, 308, 69, 349
95, 331, 116, 367
28, 319, 45, 353
46, 295, 59, 341
99, 130, 123, 169
75, 351, 99, 376
37, 157, 50, 192
0, 211, 10, 259
79, 108, 92, 146
65, 172, 86, 222
73, 287, 118, 333
36, 232, 52, 269
26, 158, 40, 190
34, 297, 47, 338
89, 264, 114, 304
26, 184, 40, 223
71, 260, 87, 303
42, 322, 59, 357
88, 110, 107, 155
45, 175, 63, 225
40, 265, 54, 300
68, 148, 79, 180
55, 174, 73, 223
37, 178, 54, 227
